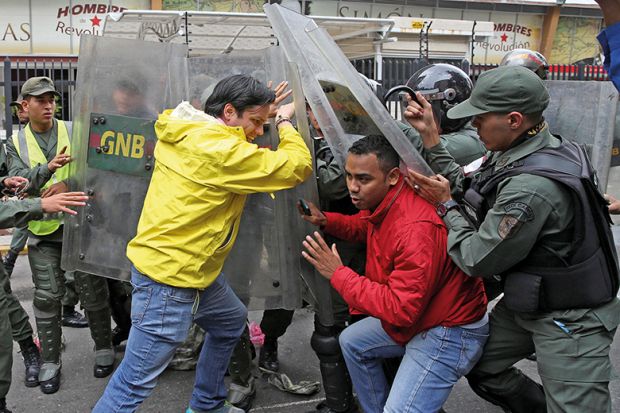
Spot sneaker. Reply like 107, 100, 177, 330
308, 400, 359, 413
62, 309, 88, 328
227, 377, 256, 411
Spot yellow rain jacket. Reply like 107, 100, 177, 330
127, 103, 312, 289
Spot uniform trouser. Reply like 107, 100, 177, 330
1, 262, 33, 342
0, 278, 13, 399
107, 278, 132, 333
28, 236, 112, 365
61, 271, 80, 308
469, 298, 619, 413
8, 225, 28, 255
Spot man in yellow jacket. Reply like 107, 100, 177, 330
93, 74, 313, 413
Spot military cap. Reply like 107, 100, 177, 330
447, 66, 549, 119
9, 94, 24, 108
21, 76, 60, 98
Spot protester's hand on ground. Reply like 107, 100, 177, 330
302, 231, 343, 279
41, 182, 69, 198
407, 169, 452, 205
297, 199, 327, 227
41, 191, 88, 215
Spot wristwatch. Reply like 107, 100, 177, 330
436, 199, 459, 217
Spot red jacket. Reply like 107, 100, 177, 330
324, 176, 487, 346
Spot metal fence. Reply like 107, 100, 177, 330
2, 56, 78, 139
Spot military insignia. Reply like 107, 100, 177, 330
504, 202, 534, 221
496, 157, 509, 168
498, 214, 523, 239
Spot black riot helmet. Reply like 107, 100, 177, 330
404, 64, 473, 133
500, 49, 549, 80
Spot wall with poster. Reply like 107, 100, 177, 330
0, 0, 150, 55
550, 16, 602, 64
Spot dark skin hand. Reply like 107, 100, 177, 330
302, 231, 343, 280
296, 199, 327, 227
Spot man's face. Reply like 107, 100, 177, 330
345, 153, 399, 211
112, 89, 144, 116
471, 112, 515, 152
307, 107, 322, 135
13, 104, 29, 123
224, 104, 270, 142
23, 93, 56, 126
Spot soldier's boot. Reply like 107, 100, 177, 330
228, 326, 256, 411
2, 250, 18, 277
467, 371, 547, 413
258, 337, 279, 372
61, 306, 88, 328
84, 307, 115, 378
18, 337, 41, 387
308, 323, 357, 413
75, 272, 115, 378
108, 279, 132, 346
0, 398, 12, 413
33, 292, 63, 394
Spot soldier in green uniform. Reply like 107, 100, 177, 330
406, 65, 620, 413
0, 187, 90, 413
6, 77, 115, 394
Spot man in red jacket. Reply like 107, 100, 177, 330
301, 134, 488, 413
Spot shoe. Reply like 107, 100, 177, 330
94, 348, 115, 378
2, 250, 18, 277
308, 401, 360, 413
186, 401, 245, 413
39, 363, 61, 394
258, 339, 279, 372
62, 309, 89, 328
227, 377, 256, 411
0, 397, 12, 413
20, 340, 42, 387
111, 326, 130, 346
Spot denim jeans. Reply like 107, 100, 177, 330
339, 317, 488, 413
93, 267, 247, 413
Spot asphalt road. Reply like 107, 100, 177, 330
5, 255, 620, 413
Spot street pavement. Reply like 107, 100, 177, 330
5, 254, 620, 413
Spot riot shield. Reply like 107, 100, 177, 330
62, 34, 188, 280
544, 81, 618, 189
264, 4, 431, 175
185, 48, 320, 309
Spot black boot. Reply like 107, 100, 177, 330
61, 306, 88, 328
0, 398, 12, 413
19, 338, 41, 387
258, 338, 279, 372
309, 401, 359, 413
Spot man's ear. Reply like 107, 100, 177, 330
223, 103, 236, 121
387, 167, 400, 186
507, 112, 524, 130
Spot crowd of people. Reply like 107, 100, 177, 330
1, 1, 620, 412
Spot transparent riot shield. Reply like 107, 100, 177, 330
264, 4, 431, 175
544, 81, 618, 189
61, 35, 188, 280
185, 48, 320, 310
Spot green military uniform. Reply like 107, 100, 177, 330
421, 66, 620, 413
398, 121, 486, 167
0, 198, 49, 400
7, 118, 113, 383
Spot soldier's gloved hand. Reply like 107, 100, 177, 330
41, 182, 69, 198
297, 199, 327, 227
267, 80, 293, 118
40, 191, 88, 215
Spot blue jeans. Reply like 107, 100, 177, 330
339, 317, 488, 413
93, 267, 247, 413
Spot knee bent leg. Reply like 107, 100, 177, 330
33, 289, 62, 318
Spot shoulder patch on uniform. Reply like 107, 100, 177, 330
498, 214, 523, 239
503, 201, 534, 221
